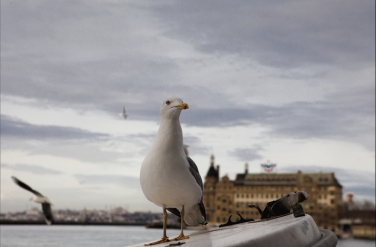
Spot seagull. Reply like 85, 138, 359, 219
140, 97, 206, 245
11, 176, 54, 225
122, 106, 128, 119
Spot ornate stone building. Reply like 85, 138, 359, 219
203, 155, 343, 232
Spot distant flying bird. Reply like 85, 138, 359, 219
140, 97, 206, 245
11, 176, 54, 225
122, 106, 128, 119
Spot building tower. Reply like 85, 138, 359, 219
203, 154, 219, 222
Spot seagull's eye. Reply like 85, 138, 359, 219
166, 100, 171, 105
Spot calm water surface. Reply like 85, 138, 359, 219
0, 225, 194, 247
1, 225, 374, 247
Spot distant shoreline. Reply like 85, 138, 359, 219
0, 220, 146, 226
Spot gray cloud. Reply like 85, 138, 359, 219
2, 163, 62, 175
342, 186, 376, 200
183, 135, 211, 156
74, 174, 140, 190
1, 114, 109, 141
151, 0, 375, 69
1, 0, 373, 154
1, 0, 183, 114
182, 94, 374, 152
229, 146, 264, 162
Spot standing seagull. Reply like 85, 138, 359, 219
140, 97, 206, 245
11, 176, 54, 225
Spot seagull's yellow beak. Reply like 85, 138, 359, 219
175, 103, 189, 110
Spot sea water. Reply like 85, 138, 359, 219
0, 225, 194, 247
0, 225, 374, 247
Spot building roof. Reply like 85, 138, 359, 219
234, 171, 342, 188
206, 165, 219, 178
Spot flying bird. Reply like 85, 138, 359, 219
140, 97, 206, 245
122, 106, 128, 119
11, 176, 54, 225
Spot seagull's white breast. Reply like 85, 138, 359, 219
140, 149, 202, 209
140, 119, 202, 209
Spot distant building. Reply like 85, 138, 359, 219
203, 155, 343, 232
338, 194, 376, 239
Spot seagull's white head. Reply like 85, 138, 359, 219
160, 97, 189, 120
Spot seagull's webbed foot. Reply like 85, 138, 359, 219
144, 237, 170, 246
171, 234, 189, 241
145, 208, 170, 246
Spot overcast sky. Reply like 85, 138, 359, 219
1, 0, 375, 213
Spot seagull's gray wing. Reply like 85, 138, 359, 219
187, 156, 203, 190
12, 176, 43, 196
167, 157, 207, 222
42, 203, 54, 225
187, 156, 207, 221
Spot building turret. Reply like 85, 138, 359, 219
206, 154, 219, 180
203, 154, 220, 223
346, 193, 355, 210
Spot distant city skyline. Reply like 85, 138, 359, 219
1, 162, 374, 213
1, 0, 374, 213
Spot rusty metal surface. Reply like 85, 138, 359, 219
249, 191, 308, 219
220, 191, 308, 228
126, 214, 336, 247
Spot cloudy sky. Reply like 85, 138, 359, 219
1, 0, 375, 213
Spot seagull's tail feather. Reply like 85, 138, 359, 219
167, 204, 207, 226
184, 203, 207, 226
199, 200, 207, 222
